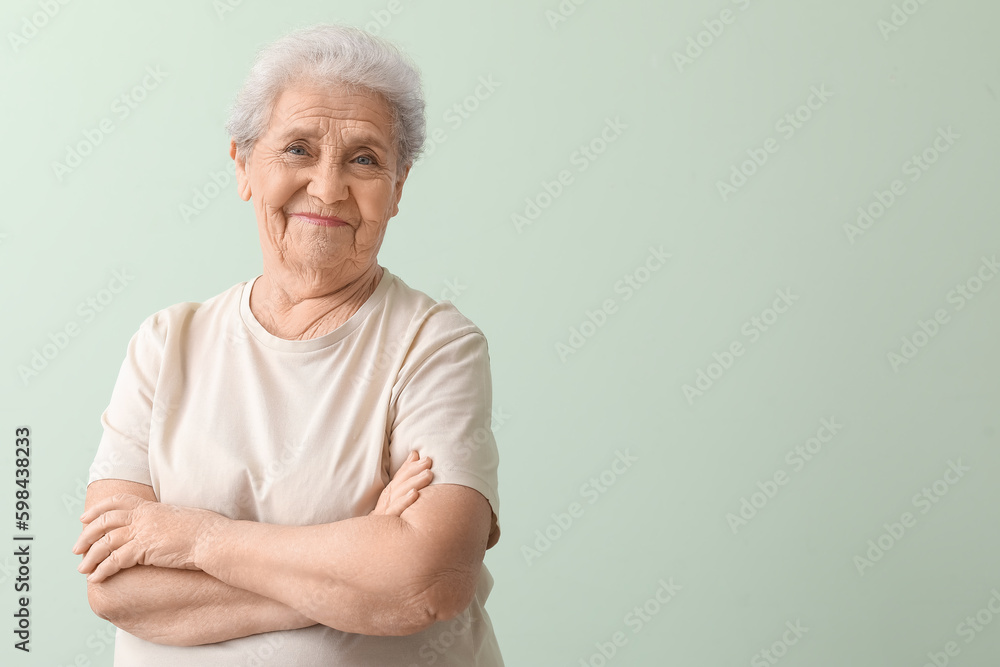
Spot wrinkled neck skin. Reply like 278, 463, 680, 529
249, 261, 384, 341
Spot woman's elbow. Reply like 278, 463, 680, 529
375, 570, 476, 636
87, 581, 195, 646
87, 581, 144, 634
87, 581, 120, 623
417, 567, 479, 628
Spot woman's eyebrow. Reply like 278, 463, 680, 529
345, 135, 389, 152
276, 125, 322, 141
276, 126, 389, 152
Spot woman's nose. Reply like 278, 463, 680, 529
307, 165, 349, 204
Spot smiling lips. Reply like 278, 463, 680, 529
292, 212, 348, 227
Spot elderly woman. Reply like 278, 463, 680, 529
71, 23, 503, 666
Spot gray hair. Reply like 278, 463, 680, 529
225, 23, 426, 174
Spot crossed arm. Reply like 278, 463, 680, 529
75, 454, 494, 645
81, 478, 316, 646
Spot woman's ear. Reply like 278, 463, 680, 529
230, 139, 252, 201
389, 163, 411, 218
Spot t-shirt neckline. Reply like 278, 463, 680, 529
239, 267, 394, 353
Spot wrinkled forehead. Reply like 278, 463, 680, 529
265, 81, 395, 146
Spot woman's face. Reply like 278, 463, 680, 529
231, 79, 409, 285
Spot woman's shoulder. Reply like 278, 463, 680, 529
130, 278, 247, 340
384, 270, 487, 342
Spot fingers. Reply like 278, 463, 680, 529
392, 452, 433, 485
387, 468, 434, 509
72, 509, 133, 555
79, 493, 144, 524
77, 526, 131, 574
383, 488, 421, 516
87, 541, 141, 583
384, 465, 435, 516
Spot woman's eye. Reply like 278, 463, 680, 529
286, 145, 307, 156
355, 154, 376, 166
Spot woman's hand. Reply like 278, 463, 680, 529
370, 451, 434, 517
72, 494, 223, 583
73, 452, 432, 583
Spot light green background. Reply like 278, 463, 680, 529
2, 0, 999, 665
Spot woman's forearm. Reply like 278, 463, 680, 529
88, 563, 318, 646
77, 457, 473, 639
193, 513, 453, 637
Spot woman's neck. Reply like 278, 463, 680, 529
249, 264, 383, 340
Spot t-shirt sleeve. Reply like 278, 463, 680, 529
389, 328, 501, 549
88, 314, 164, 489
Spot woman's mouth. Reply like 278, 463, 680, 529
291, 213, 348, 227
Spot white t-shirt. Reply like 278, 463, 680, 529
87, 266, 504, 666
